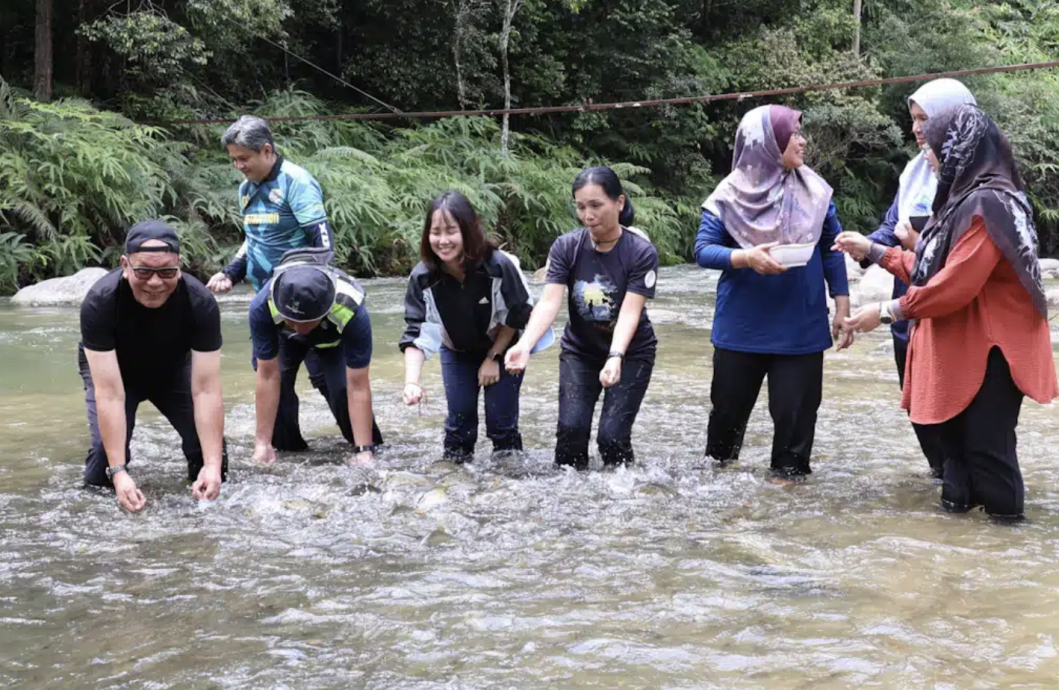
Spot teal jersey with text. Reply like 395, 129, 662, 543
237, 157, 331, 291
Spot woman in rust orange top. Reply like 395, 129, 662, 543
834, 104, 1057, 521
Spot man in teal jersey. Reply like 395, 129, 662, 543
207, 115, 336, 452
208, 115, 333, 294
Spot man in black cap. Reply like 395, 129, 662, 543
79, 220, 227, 512
248, 249, 383, 466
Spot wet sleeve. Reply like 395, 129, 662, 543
545, 236, 573, 286
820, 202, 850, 297
498, 254, 533, 329
625, 240, 659, 298
399, 274, 426, 352
80, 287, 116, 352
343, 303, 374, 369
249, 289, 281, 361
190, 286, 223, 352
694, 210, 736, 270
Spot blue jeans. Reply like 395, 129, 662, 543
439, 346, 523, 460
555, 351, 654, 469
260, 336, 383, 450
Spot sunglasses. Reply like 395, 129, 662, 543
129, 265, 180, 280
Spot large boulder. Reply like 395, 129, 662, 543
11, 268, 110, 306
854, 264, 894, 306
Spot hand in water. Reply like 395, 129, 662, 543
600, 357, 622, 388
831, 232, 871, 261
504, 344, 530, 374
206, 272, 233, 294
191, 465, 222, 501
252, 443, 276, 464
349, 450, 375, 468
113, 472, 146, 513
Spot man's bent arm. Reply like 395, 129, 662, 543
84, 350, 128, 470
254, 357, 282, 447
346, 365, 374, 447
191, 349, 225, 471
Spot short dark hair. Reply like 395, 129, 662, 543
420, 191, 496, 272
572, 165, 635, 226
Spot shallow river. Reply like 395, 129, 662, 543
2, 265, 1059, 689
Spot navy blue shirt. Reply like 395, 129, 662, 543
249, 284, 373, 369
864, 192, 910, 342
694, 202, 849, 355
546, 228, 658, 362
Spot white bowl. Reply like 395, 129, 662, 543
768, 242, 815, 268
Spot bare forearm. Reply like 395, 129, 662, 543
609, 296, 646, 355
489, 325, 517, 356
96, 394, 128, 467
518, 288, 563, 348
347, 379, 374, 447
192, 390, 225, 470
403, 347, 425, 385
254, 374, 281, 445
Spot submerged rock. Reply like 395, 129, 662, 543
12, 268, 109, 306
855, 265, 895, 305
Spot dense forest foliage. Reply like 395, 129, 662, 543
2, 0, 1059, 293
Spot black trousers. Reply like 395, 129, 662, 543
893, 334, 947, 478
705, 347, 823, 476
925, 347, 1025, 517
555, 352, 654, 469
268, 335, 383, 451
78, 347, 228, 488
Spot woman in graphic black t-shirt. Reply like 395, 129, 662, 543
506, 166, 659, 469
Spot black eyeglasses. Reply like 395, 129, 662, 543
129, 265, 180, 280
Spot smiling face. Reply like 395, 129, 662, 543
227, 143, 276, 183
910, 102, 930, 149
428, 209, 466, 270
780, 123, 806, 169
574, 183, 625, 234
121, 241, 181, 309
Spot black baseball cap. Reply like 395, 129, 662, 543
125, 219, 181, 255
271, 265, 336, 322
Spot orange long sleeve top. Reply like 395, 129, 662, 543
880, 217, 1057, 425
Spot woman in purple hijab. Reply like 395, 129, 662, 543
694, 105, 852, 481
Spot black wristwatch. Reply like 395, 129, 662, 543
879, 301, 894, 326
353, 444, 377, 454
106, 463, 127, 481
490, 351, 503, 363
608, 351, 625, 361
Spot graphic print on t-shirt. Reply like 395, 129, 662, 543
573, 274, 618, 331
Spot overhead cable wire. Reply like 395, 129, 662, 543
148, 60, 1059, 126
254, 34, 403, 114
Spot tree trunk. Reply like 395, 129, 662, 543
76, 0, 94, 96
499, 0, 522, 157
452, 0, 469, 109
34, 0, 54, 101
852, 0, 862, 57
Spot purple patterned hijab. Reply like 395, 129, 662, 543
914, 105, 1047, 318
703, 105, 834, 248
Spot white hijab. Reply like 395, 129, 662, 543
896, 79, 977, 223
